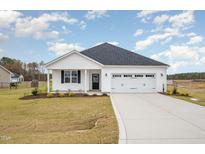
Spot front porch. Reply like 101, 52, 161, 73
47, 69, 102, 93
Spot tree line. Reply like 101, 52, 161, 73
168, 72, 205, 80
0, 57, 46, 81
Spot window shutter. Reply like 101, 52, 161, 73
78, 70, 81, 83
61, 70, 64, 83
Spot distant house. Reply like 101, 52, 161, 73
11, 73, 24, 83
0, 65, 12, 88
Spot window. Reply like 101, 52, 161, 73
64, 71, 71, 83
72, 71, 78, 83
146, 74, 155, 78
135, 74, 143, 77
124, 74, 132, 77
64, 70, 79, 83
112, 74, 121, 78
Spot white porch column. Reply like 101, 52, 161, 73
84, 69, 87, 93
47, 69, 50, 93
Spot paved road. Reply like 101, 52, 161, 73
111, 93, 205, 143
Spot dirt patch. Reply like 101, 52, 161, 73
34, 116, 107, 133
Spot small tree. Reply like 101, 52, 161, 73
32, 88, 38, 96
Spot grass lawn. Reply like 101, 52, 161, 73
0, 82, 118, 144
167, 81, 205, 107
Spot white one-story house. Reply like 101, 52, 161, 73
11, 73, 24, 83
45, 43, 168, 93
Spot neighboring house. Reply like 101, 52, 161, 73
11, 73, 24, 83
45, 43, 168, 93
0, 65, 12, 88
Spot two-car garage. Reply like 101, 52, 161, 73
111, 73, 156, 93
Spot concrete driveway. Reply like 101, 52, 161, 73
110, 93, 205, 143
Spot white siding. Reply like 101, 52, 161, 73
52, 69, 102, 92
47, 52, 102, 70
0, 67, 11, 87
52, 70, 86, 91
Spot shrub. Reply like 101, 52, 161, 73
68, 92, 76, 97
185, 93, 190, 97
32, 88, 38, 96
59, 93, 65, 97
47, 93, 53, 98
92, 94, 97, 96
180, 93, 185, 96
83, 93, 89, 96
172, 87, 177, 95
55, 90, 59, 94
166, 90, 171, 95
102, 93, 108, 96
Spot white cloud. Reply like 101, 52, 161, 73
95, 41, 119, 46
36, 12, 78, 24
85, 10, 108, 20
134, 29, 143, 37
152, 45, 199, 61
152, 11, 194, 29
35, 31, 60, 40
79, 21, 87, 30
135, 11, 196, 50
15, 12, 78, 40
169, 11, 194, 28
150, 45, 205, 72
137, 11, 161, 18
136, 28, 179, 50
200, 57, 205, 64
187, 35, 203, 45
0, 10, 22, 28
170, 61, 188, 71
187, 32, 196, 37
0, 33, 9, 43
47, 41, 84, 56
137, 11, 164, 23
153, 14, 169, 25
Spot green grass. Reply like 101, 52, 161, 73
0, 82, 118, 144
167, 85, 205, 107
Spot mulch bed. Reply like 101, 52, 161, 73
19, 93, 108, 100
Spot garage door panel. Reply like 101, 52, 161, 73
111, 74, 156, 93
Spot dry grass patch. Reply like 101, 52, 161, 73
0, 83, 118, 144
167, 80, 205, 106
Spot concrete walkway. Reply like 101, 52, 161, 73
111, 93, 205, 143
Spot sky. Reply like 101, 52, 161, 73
0, 10, 205, 74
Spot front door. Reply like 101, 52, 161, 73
92, 74, 99, 90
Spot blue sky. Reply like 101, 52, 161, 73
0, 10, 204, 74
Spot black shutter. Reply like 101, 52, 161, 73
78, 70, 81, 83
61, 70, 64, 83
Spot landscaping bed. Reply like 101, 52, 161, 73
20, 92, 108, 100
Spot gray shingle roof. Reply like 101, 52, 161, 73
81, 43, 168, 66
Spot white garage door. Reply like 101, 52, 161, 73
111, 74, 156, 93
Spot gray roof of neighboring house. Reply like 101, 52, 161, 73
81, 43, 168, 66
